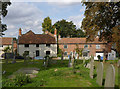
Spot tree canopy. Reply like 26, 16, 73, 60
0, 1, 11, 36
82, 2, 120, 53
53, 19, 85, 38
42, 16, 52, 33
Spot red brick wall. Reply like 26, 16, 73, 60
59, 43, 107, 56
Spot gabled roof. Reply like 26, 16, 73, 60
19, 30, 56, 44
58, 38, 107, 44
0, 37, 13, 45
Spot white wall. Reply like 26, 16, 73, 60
0, 45, 12, 59
18, 44, 57, 57
94, 53, 104, 60
107, 50, 116, 60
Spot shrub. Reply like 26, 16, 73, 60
13, 73, 32, 87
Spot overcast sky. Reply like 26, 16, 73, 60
2, 2, 85, 38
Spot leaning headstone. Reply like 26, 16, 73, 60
117, 60, 120, 67
89, 56, 94, 79
96, 62, 103, 86
104, 64, 115, 88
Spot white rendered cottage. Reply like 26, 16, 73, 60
18, 28, 57, 58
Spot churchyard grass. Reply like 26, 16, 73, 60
1, 59, 119, 87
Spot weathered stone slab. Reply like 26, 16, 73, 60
96, 62, 103, 86
89, 56, 94, 79
117, 60, 120, 67
104, 64, 115, 88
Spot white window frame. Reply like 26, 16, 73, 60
64, 45, 68, 49
96, 45, 100, 49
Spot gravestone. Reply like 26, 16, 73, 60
89, 56, 94, 79
96, 62, 103, 86
83, 57, 85, 64
117, 60, 120, 67
104, 64, 115, 88
68, 55, 72, 67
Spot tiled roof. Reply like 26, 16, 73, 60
0, 37, 13, 45
19, 30, 56, 44
58, 38, 107, 44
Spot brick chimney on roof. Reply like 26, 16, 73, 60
54, 28, 57, 36
19, 28, 22, 36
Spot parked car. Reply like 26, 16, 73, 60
34, 56, 44, 60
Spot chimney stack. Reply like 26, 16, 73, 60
54, 28, 57, 36
19, 28, 22, 36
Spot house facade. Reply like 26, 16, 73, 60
58, 37, 109, 60
0, 37, 17, 59
18, 29, 57, 58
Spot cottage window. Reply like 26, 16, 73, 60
96, 45, 100, 49
46, 51, 50, 55
24, 51, 29, 56
0, 45, 3, 47
64, 52, 67, 56
36, 44, 39, 47
46, 44, 50, 47
25, 44, 29, 47
64, 45, 68, 49
84, 45, 88, 48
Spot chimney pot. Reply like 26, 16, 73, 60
54, 28, 57, 36
19, 28, 22, 36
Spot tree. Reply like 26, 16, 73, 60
0, 1, 11, 36
72, 28, 86, 38
42, 16, 52, 33
75, 44, 83, 59
82, 2, 120, 54
52, 19, 77, 38
2, 46, 12, 53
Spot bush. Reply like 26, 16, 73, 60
3, 73, 32, 87
13, 73, 32, 87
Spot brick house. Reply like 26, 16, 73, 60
18, 29, 57, 58
58, 37, 109, 60
0, 37, 17, 59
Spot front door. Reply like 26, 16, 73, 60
36, 50, 39, 57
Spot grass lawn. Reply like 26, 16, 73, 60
1, 59, 119, 88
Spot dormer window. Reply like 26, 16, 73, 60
25, 44, 29, 47
46, 44, 50, 47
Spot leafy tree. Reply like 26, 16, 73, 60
75, 44, 83, 59
2, 46, 12, 53
52, 19, 77, 38
42, 16, 52, 33
72, 28, 86, 37
0, 1, 11, 36
82, 2, 120, 54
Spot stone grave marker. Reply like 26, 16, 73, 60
89, 56, 94, 79
68, 55, 72, 67
117, 60, 120, 67
83, 57, 85, 64
96, 62, 103, 86
104, 64, 115, 88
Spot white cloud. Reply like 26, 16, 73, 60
67, 15, 84, 28
2, 2, 43, 37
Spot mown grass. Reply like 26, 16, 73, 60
1, 59, 119, 88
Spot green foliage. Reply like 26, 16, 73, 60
2, 46, 12, 53
82, 2, 120, 54
3, 73, 32, 87
75, 44, 83, 57
42, 16, 52, 33
53, 19, 85, 38
0, 1, 11, 36
23, 51, 29, 57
